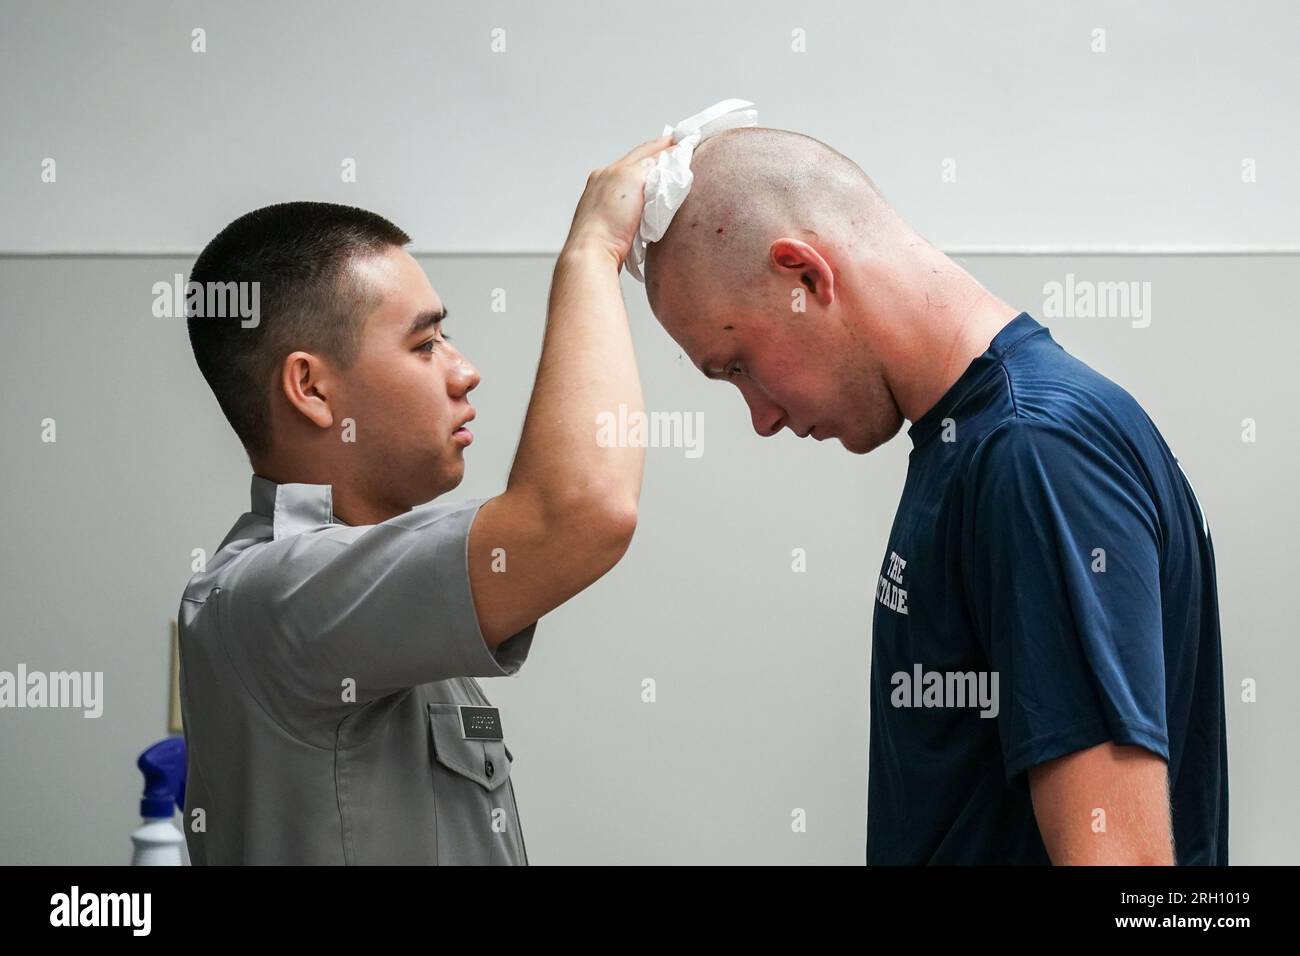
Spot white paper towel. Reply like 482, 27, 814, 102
626, 99, 758, 283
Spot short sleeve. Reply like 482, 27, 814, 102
961, 420, 1168, 783
225, 496, 535, 702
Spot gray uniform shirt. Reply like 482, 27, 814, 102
177, 475, 535, 865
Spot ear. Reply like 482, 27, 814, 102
278, 351, 335, 431
769, 238, 835, 306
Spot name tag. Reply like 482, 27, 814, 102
458, 705, 503, 741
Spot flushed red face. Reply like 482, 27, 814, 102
647, 257, 904, 456
335, 247, 480, 507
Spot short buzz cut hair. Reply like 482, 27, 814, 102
186, 201, 411, 457
645, 127, 894, 306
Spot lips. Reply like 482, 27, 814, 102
453, 409, 476, 433
452, 409, 476, 446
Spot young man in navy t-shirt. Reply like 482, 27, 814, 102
864, 311, 1227, 864
644, 126, 1228, 864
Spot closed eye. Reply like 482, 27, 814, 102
704, 360, 743, 381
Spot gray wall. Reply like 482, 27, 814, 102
0, 252, 1296, 864
2, 0, 1297, 865
2, 0, 1298, 255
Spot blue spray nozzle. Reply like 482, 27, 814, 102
138, 736, 186, 819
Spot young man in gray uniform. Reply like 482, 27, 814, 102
178, 136, 672, 864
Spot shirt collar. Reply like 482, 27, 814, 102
250, 474, 337, 539
907, 311, 1047, 449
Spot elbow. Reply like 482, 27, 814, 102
603, 498, 639, 544
575, 493, 639, 571
540, 486, 637, 540
532, 486, 639, 569
588, 497, 638, 562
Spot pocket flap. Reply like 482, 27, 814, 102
427, 704, 512, 791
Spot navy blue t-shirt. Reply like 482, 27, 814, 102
866, 312, 1228, 865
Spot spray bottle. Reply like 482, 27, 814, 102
131, 736, 187, 865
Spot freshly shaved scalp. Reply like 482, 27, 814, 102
645, 127, 900, 308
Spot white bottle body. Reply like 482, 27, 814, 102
131, 818, 185, 866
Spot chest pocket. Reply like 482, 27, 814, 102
426, 702, 526, 865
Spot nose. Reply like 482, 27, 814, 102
737, 380, 785, 438
447, 346, 480, 396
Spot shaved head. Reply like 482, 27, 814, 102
644, 127, 899, 307
642, 127, 916, 455
639, 126, 1018, 457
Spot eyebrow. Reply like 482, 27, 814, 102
407, 307, 448, 337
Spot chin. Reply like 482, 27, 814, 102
436, 462, 466, 496
408, 459, 465, 507
841, 417, 904, 455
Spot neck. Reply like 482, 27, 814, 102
251, 452, 403, 526
850, 245, 1019, 424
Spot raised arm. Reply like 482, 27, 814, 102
468, 136, 673, 647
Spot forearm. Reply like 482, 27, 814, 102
507, 242, 646, 517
